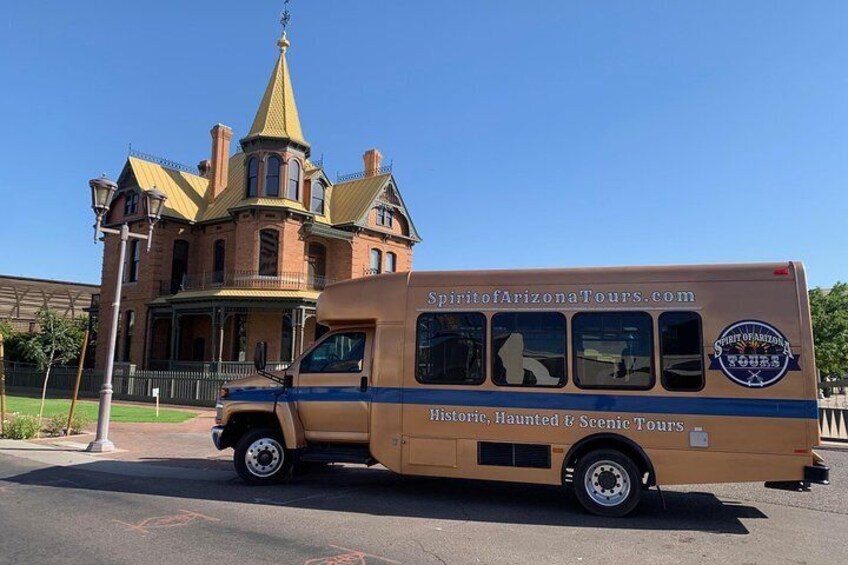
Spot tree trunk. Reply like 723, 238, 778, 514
36, 355, 55, 438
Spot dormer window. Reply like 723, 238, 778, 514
124, 191, 139, 216
266, 156, 281, 197
287, 159, 301, 201
246, 157, 259, 197
311, 181, 325, 214
377, 206, 393, 228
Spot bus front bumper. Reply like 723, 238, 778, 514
211, 426, 227, 450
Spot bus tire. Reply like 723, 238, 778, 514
573, 449, 641, 517
233, 428, 293, 485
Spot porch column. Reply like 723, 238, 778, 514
218, 306, 226, 365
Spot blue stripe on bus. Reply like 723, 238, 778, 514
227, 386, 817, 419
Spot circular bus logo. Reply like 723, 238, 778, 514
709, 320, 800, 388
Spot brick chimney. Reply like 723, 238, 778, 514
363, 148, 383, 177
208, 124, 233, 201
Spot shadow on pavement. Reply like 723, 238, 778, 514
2, 457, 765, 534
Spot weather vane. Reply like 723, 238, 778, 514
280, 0, 292, 34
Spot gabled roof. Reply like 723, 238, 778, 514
125, 156, 208, 222
330, 173, 421, 241
242, 37, 307, 146
331, 173, 392, 225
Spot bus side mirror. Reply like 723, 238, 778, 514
254, 342, 267, 372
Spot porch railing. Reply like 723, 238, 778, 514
159, 271, 335, 295
145, 360, 289, 375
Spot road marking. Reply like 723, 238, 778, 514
113, 509, 220, 535
304, 545, 400, 565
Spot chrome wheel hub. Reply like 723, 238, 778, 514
245, 438, 284, 477
584, 460, 630, 507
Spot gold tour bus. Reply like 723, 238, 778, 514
212, 262, 829, 516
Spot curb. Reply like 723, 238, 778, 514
0, 440, 234, 482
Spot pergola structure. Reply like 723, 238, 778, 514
0, 274, 99, 331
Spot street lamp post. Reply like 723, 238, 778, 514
86, 176, 167, 452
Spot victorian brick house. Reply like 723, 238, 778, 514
94, 32, 421, 370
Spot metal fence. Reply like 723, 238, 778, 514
1, 361, 288, 407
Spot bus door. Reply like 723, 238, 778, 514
294, 330, 372, 443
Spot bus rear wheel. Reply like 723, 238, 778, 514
234, 428, 293, 485
573, 449, 641, 517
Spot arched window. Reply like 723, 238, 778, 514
258, 229, 279, 276
307, 242, 327, 289
287, 159, 301, 201
213, 239, 225, 283
386, 252, 397, 273
127, 239, 140, 282
123, 310, 135, 362
246, 157, 259, 197
265, 155, 281, 197
369, 249, 382, 275
311, 181, 325, 214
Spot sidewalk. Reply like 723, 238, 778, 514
0, 408, 235, 481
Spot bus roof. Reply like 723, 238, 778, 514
317, 261, 804, 325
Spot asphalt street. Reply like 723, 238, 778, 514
0, 444, 844, 565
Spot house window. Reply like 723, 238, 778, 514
124, 192, 139, 216
377, 206, 393, 227
127, 239, 140, 283
258, 229, 279, 276
287, 159, 301, 200
170, 239, 190, 293
385, 252, 397, 273
246, 157, 258, 197
122, 310, 135, 363
369, 249, 382, 275
416, 312, 486, 385
311, 181, 325, 214
307, 242, 327, 289
213, 239, 225, 283
265, 155, 281, 197
281, 314, 294, 363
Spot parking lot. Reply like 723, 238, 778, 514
0, 416, 844, 565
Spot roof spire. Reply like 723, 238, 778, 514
278, 0, 291, 53
242, 0, 307, 148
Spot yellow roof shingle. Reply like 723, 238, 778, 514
330, 173, 391, 225
243, 44, 306, 146
127, 157, 208, 222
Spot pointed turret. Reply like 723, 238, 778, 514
242, 33, 308, 150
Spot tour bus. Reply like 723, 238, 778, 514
212, 262, 829, 516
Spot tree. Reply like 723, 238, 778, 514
809, 282, 848, 380
19, 309, 87, 432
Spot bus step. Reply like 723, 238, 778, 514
299, 447, 376, 466
764, 481, 811, 492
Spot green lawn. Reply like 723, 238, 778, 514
3, 395, 197, 424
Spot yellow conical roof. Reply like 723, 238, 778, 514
244, 34, 307, 146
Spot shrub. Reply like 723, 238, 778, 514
44, 414, 92, 437
3, 414, 41, 440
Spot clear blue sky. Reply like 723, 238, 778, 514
0, 1, 845, 287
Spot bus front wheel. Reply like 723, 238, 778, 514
234, 428, 293, 485
573, 449, 641, 517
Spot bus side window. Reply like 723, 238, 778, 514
416, 312, 486, 385
492, 312, 566, 387
572, 312, 654, 390
659, 312, 705, 391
